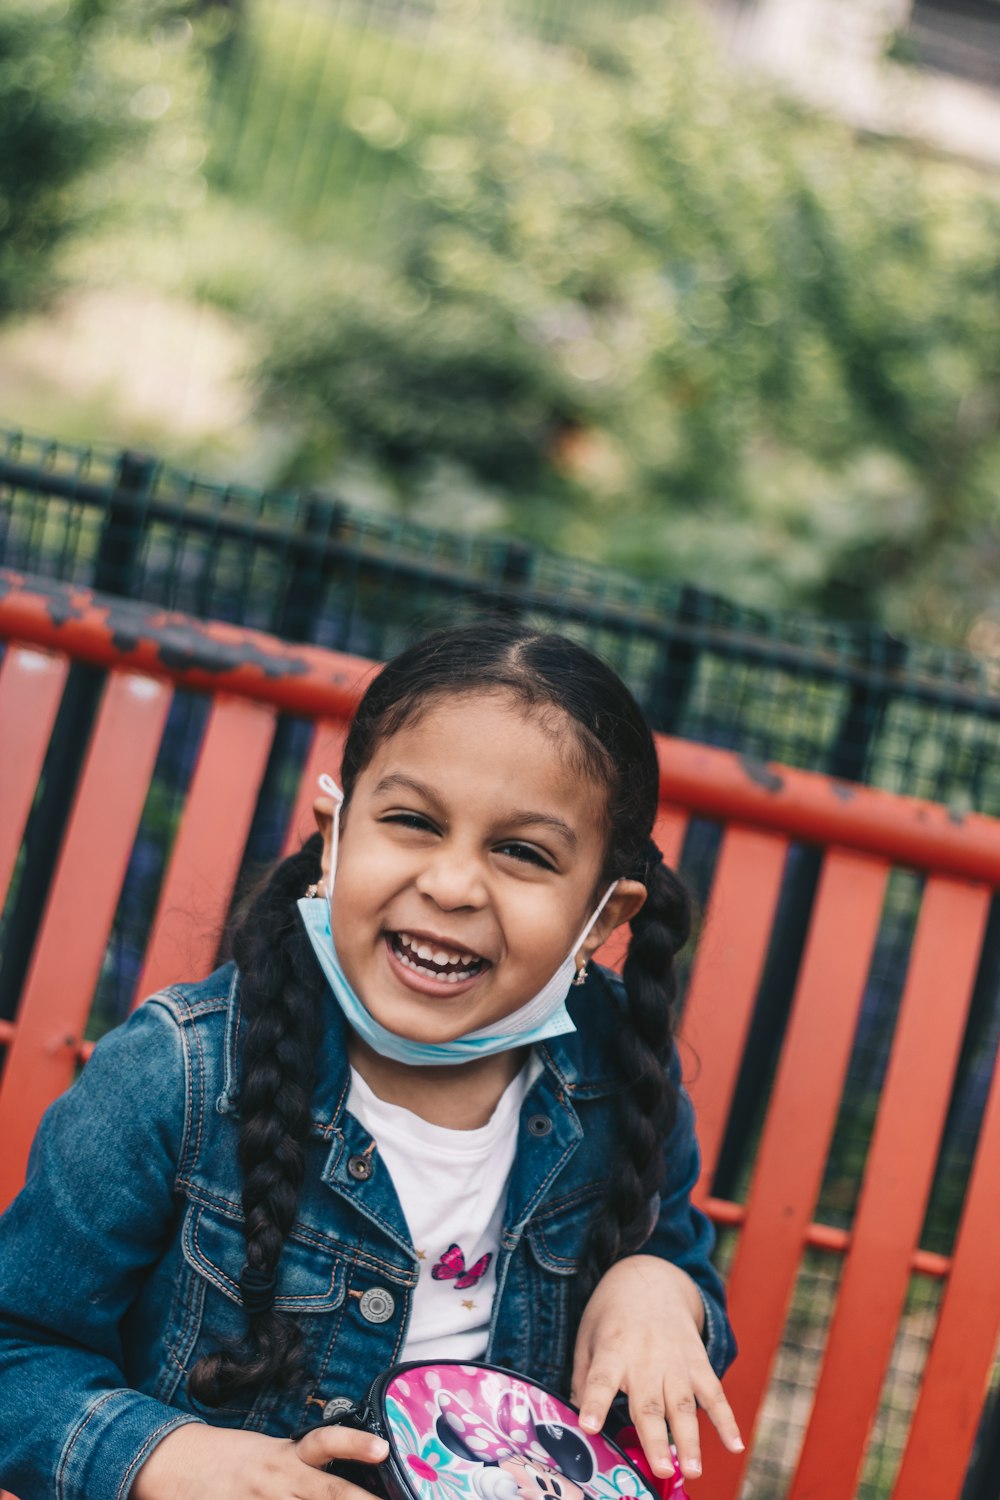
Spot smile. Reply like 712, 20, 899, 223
388, 931, 488, 984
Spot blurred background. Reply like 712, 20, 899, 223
2, 0, 1000, 644
2, 4, 1000, 1496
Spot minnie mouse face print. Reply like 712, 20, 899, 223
378, 1365, 687, 1500
433, 1385, 595, 1500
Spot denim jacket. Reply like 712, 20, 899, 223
0, 962, 735, 1500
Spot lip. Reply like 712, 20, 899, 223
382, 935, 489, 999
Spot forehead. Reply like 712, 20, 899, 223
363, 690, 607, 824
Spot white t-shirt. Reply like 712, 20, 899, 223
346, 1063, 533, 1361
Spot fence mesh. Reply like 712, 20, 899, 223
3, 423, 999, 808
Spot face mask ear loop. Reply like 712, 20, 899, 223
317, 773, 345, 900
571, 880, 619, 956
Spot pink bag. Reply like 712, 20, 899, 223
306, 1361, 689, 1500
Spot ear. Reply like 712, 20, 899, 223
313, 795, 338, 892
575, 879, 646, 967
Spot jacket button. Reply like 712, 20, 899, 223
527, 1114, 552, 1136
347, 1154, 373, 1181
359, 1287, 395, 1323
322, 1395, 357, 1422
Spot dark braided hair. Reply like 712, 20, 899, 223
189, 619, 689, 1404
574, 857, 691, 1305
187, 837, 325, 1405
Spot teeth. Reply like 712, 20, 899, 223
392, 934, 483, 982
397, 950, 475, 981
398, 933, 481, 969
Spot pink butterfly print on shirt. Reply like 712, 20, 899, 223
431, 1243, 493, 1290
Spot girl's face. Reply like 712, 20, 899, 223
317, 691, 645, 1045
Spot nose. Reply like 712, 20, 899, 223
414, 842, 488, 911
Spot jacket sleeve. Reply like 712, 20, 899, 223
641, 1051, 737, 1378
0, 997, 204, 1500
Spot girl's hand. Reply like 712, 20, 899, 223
571, 1255, 743, 1484
131, 1418, 389, 1500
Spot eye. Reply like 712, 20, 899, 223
381, 810, 438, 834
494, 841, 556, 871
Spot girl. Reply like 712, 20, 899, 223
0, 622, 741, 1500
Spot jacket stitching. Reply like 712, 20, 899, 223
175, 1182, 412, 1280
116, 1416, 197, 1500
56, 1389, 121, 1499
530, 1183, 602, 1219
187, 1208, 347, 1308
188, 1015, 206, 1165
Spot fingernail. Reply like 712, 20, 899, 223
580, 1414, 600, 1432
682, 1460, 702, 1478
370, 1437, 389, 1458
731, 1438, 746, 1453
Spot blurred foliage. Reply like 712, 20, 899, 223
3, 0, 999, 643
246, 4, 1000, 637
0, 0, 208, 316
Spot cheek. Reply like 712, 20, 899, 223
509, 898, 580, 970
334, 836, 400, 905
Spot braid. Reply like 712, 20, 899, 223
575, 856, 691, 1305
188, 834, 325, 1407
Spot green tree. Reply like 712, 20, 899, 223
0, 0, 207, 316
256, 7, 1000, 638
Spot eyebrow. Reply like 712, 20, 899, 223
372, 773, 436, 801
371, 775, 578, 851
505, 809, 578, 851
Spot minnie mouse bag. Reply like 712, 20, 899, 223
303, 1361, 689, 1500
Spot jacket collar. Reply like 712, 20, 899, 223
221, 961, 628, 1128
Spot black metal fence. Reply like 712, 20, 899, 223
2, 423, 999, 1497
3, 423, 999, 813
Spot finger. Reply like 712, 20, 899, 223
295, 1426, 389, 1471
305, 1474, 391, 1500
307, 1473, 391, 1500
662, 1385, 701, 1483
577, 1362, 624, 1434
570, 1339, 592, 1408
692, 1371, 744, 1456
627, 1391, 675, 1481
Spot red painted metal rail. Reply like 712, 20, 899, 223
2, 568, 1000, 1500
1, 569, 997, 879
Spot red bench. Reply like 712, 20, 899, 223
2, 568, 999, 1500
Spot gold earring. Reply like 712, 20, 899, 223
572, 962, 588, 987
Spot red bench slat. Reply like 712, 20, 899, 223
135, 696, 277, 1003
680, 826, 789, 1196
0, 670, 171, 1205
892, 1010, 1000, 1500
699, 850, 890, 1500
789, 876, 991, 1500
0, 646, 68, 910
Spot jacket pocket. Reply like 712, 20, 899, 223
521, 1190, 601, 1389
525, 1187, 600, 1275
161, 1200, 347, 1420
183, 1202, 347, 1314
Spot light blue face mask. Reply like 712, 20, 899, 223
296, 775, 618, 1067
